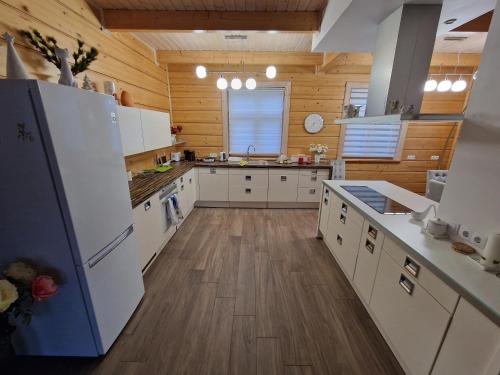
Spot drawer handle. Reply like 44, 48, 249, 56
341, 202, 348, 213
281, 176, 287, 181
181, 185, 184, 191
245, 188, 251, 194
323, 198, 328, 205
210, 168, 216, 174
312, 170, 318, 175
189, 178, 192, 184
180, 177, 184, 183
399, 274, 414, 295
368, 225, 378, 240
325, 189, 329, 196
340, 213, 346, 224
311, 176, 317, 181
245, 175, 252, 181
365, 239, 375, 254
144, 201, 151, 211
309, 189, 316, 194
404, 257, 420, 278
336, 235, 343, 245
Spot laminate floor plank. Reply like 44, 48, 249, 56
9, 208, 404, 375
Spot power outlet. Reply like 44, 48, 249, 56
471, 232, 488, 249
431, 155, 440, 161
407, 154, 416, 160
457, 225, 488, 249
458, 225, 473, 242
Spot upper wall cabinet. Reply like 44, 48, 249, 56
140, 109, 172, 152
116, 106, 145, 156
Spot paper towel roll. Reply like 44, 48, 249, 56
480, 233, 500, 271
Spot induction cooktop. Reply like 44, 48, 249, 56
341, 185, 412, 215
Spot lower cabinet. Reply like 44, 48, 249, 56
132, 191, 163, 271
176, 168, 196, 224
370, 251, 452, 375
297, 168, 329, 203
268, 169, 299, 202
198, 168, 229, 202
318, 186, 332, 236
229, 168, 268, 203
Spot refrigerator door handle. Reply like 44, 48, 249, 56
88, 225, 134, 269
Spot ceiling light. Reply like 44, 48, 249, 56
245, 77, 257, 90
451, 79, 467, 92
231, 77, 242, 90
193, 29, 206, 33
216, 76, 228, 90
424, 79, 438, 92
195, 65, 207, 79
444, 18, 457, 25
437, 79, 452, 92
473, 70, 478, 80
266, 65, 277, 79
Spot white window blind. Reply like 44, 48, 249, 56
228, 88, 285, 155
342, 83, 403, 159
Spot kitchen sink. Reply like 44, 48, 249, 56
245, 160, 269, 166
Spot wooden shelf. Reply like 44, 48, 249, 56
173, 140, 186, 146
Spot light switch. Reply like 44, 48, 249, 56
431, 155, 440, 161
407, 154, 416, 160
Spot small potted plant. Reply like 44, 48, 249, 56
170, 125, 183, 144
310, 143, 329, 164
0, 261, 59, 364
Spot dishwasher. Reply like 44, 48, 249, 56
159, 182, 183, 235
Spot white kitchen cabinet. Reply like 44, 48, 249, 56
176, 168, 196, 226
229, 168, 269, 203
140, 109, 172, 152
432, 298, 500, 375
370, 251, 452, 375
352, 220, 384, 304
116, 106, 144, 156
318, 186, 333, 236
132, 191, 163, 271
198, 167, 229, 202
298, 169, 329, 203
267, 169, 299, 202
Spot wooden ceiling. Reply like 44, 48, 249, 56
91, 0, 327, 11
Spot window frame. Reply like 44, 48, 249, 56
222, 81, 291, 157
339, 82, 407, 162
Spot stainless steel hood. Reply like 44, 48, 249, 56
336, 3, 464, 125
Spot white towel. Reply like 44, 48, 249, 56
167, 198, 180, 225
172, 194, 184, 220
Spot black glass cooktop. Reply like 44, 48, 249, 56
341, 185, 412, 215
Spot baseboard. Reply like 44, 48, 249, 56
267, 202, 319, 209
229, 201, 267, 208
195, 201, 230, 208
195, 201, 320, 209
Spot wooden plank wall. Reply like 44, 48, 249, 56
168, 63, 474, 194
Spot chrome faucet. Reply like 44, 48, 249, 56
246, 145, 256, 161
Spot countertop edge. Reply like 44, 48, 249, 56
322, 180, 500, 326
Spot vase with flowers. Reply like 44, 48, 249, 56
170, 125, 183, 144
309, 143, 329, 164
0, 261, 58, 364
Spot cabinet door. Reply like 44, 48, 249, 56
432, 298, 500, 375
140, 109, 171, 151
268, 172, 299, 202
132, 193, 163, 270
319, 187, 331, 236
116, 106, 144, 156
198, 168, 229, 201
297, 187, 321, 202
353, 221, 384, 304
329, 218, 363, 279
370, 251, 451, 375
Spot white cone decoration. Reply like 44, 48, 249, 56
55, 47, 77, 87
2, 32, 29, 79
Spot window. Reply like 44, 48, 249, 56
340, 82, 406, 160
224, 83, 290, 156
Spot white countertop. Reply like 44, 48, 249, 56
323, 180, 500, 326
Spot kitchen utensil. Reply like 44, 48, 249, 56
425, 217, 449, 238
209, 153, 217, 159
171, 152, 181, 162
184, 150, 196, 161
480, 233, 500, 271
411, 204, 436, 222
219, 151, 227, 161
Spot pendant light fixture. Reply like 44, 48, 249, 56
437, 77, 452, 92
245, 77, 257, 90
424, 78, 438, 92
266, 65, 277, 79
231, 77, 242, 90
217, 75, 228, 90
195, 65, 207, 79
451, 77, 467, 92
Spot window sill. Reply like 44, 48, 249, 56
342, 158, 402, 163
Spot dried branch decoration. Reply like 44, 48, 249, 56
19, 29, 98, 76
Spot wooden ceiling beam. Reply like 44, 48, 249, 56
103, 10, 320, 32
157, 51, 324, 66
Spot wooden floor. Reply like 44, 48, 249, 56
11, 208, 403, 375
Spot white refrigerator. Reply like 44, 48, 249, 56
0, 80, 144, 356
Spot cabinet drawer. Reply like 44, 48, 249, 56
268, 168, 299, 176
319, 187, 331, 236
332, 197, 365, 229
229, 174, 269, 187
299, 168, 329, 177
383, 237, 458, 313
198, 167, 229, 175
228, 168, 268, 175
229, 186, 268, 202
198, 173, 229, 201
297, 187, 321, 202
298, 174, 325, 188
268, 174, 298, 202
353, 220, 385, 304
370, 251, 451, 375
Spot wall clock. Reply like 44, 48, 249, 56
304, 113, 324, 134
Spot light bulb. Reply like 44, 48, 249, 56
231, 77, 242, 90
424, 79, 438, 92
245, 77, 257, 90
451, 79, 467, 92
195, 65, 207, 79
437, 79, 452, 92
266, 65, 277, 79
216, 76, 228, 90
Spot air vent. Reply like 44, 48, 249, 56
444, 35, 469, 41
224, 34, 247, 40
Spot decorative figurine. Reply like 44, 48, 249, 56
82, 74, 94, 90
2, 32, 29, 79
55, 47, 77, 87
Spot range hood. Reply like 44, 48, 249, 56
336, 4, 464, 125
